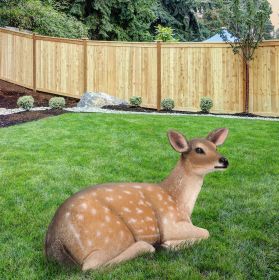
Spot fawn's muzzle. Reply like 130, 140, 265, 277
218, 157, 229, 168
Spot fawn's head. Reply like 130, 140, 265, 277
168, 128, 229, 176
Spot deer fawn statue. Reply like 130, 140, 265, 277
45, 128, 229, 270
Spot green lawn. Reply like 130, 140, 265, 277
0, 113, 278, 280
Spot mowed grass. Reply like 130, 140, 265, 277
0, 113, 278, 280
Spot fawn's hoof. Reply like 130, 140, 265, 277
202, 229, 210, 239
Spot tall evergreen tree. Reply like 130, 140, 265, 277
51, 0, 156, 41
0, 0, 88, 38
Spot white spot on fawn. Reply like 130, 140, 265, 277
91, 208, 97, 215
123, 207, 131, 213
123, 190, 131, 195
105, 197, 113, 202
80, 202, 87, 209
106, 188, 113, 192
118, 195, 123, 199
136, 208, 143, 214
104, 207, 110, 213
168, 206, 174, 211
91, 192, 97, 196
157, 194, 163, 200
139, 191, 145, 198
137, 229, 144, 233
162, 218, 168, 225
65, 212, 70, 218
145, 217, 153, 222
129, 200, 134, 204
77, 214, 84, 221
105, 237, 109, 244
168, 196, 173, 202
87, 240, 93, 246
116, 220, 121, 225
96, 230, 101, 237
105, 215, 111, 222
128, 218, 137, 224
120, 231, 124, 238
149, 226, 156, 232
138, 200, 144, 205
133, 185, 142, 189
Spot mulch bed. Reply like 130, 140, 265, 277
0, 80, 78, 109
0, 80, 79, 127
0, 79, 278, 128
0, 109, 67, 128
103, 104, 279, 119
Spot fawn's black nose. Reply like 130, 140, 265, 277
219, 157, 229, 167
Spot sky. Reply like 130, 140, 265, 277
269, 0, 279, 29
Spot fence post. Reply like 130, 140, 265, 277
156, 40, 162, 111
32, 32, 37, 93
83, 38, 88, 93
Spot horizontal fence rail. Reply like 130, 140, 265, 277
0, 28, 278, 116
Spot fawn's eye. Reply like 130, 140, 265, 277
195, 147, 205, 154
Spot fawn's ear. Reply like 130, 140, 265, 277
206, 128, 229, 146
167, 130, 190, 153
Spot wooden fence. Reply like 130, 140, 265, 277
0, 28, 278, 116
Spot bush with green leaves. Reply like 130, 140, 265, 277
129, 96, 142, 107
161, 98, 175, 111
0, 0, 88, 39
49, 97, 65, 109
155, 25, 177, 42
17, 95, 34, 110
200, 97, 213, 113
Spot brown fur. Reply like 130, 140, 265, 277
45, 128, 229, 270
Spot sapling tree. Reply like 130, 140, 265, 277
155, 25, 177, 42
220, 0, 272, 113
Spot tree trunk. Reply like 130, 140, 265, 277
245, 61, 249, 113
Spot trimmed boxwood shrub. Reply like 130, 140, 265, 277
200, 97, 213, 113
129, 96, 142, 107
17, 96, 34, 110
49, 97, 66, 109
161, 98, 175, 111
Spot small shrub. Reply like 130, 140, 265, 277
161, 98, 175, 111
49, 97, 66, 109
129, 96, 142, 107
155, 25, 178, 42
17, 96, 34, 110
200, 97, 213, 113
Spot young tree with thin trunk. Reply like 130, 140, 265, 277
220, 0, 271, 113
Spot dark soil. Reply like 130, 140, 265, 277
0, 79, 79, 127
103, 104, 279, 119
0, 79, 277, 128
0, 80, 79, 109
0, 109, 67, 128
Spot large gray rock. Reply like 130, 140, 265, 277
77, 92, 128, 108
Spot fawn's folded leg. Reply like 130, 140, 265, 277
162, 221, 209, 243
82, 241, 155, 270
105, 241, 155, 267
